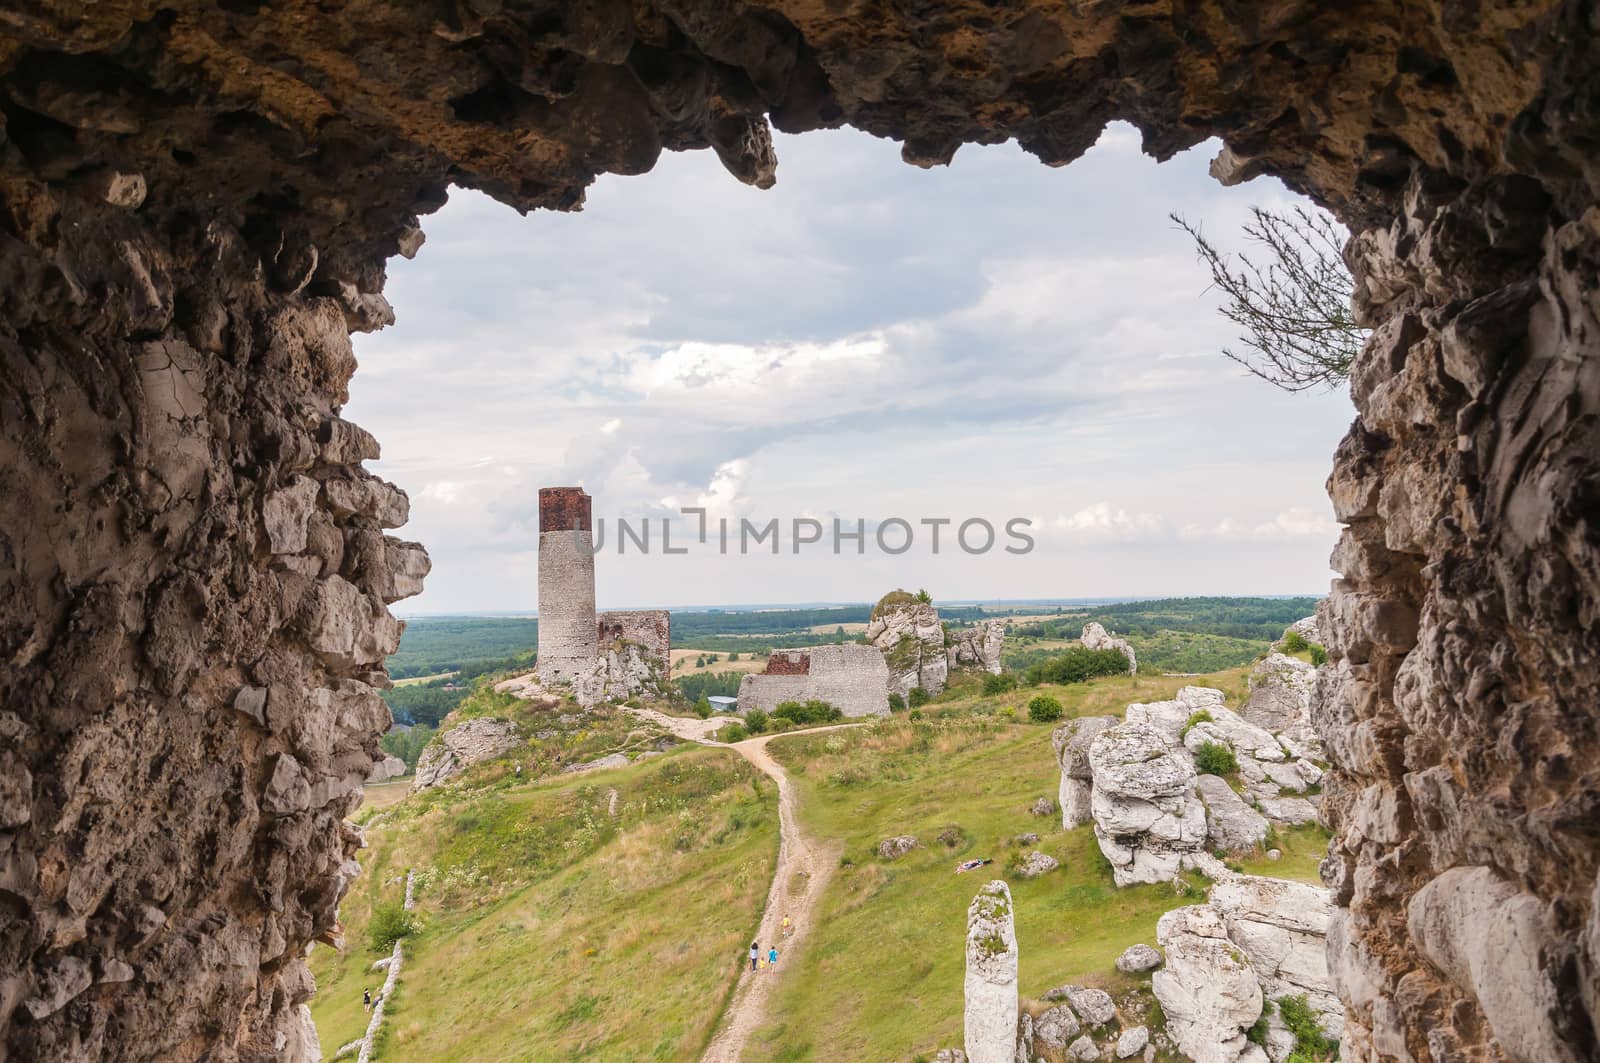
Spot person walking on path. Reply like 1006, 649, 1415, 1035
362, 988, 372, 1013
749, 942, 758, 972
767, 946, 779, 970
782, 914, 791, 937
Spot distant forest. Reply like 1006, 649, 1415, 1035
1012, 596, 1320, 642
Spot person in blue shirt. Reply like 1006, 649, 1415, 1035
767, 945, 779, 969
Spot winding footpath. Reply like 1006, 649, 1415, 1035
621, 706, 859, 1062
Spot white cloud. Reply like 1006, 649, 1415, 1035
1051, 503, 1166, 541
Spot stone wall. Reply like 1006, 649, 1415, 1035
1, 3, 1596, 1058
597, 609, 671, 674
737, 645, 889, 717
536, 488, 597, 683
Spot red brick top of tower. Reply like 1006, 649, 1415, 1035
539, 487, 592, 532
765, 651, 811, 675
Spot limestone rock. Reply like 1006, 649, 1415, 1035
1253, 796, 1319, 826
949, 618, 1006, 676
1211, 876, 1343, 1037
1152, 905, 1262, 1063
1017, 851, 1059, 878
365, 754, 407, 783
1282, 617, 1320, 645
1029, 796, 1056, 817
1067, 1034, 1101, 1061
1087, 722, 1206, 885
1033, 1004, 1080, 1049
1114, 1026, 1149, 1059
569, 642, 663, 709
1241, 654, 1320, 757
1053, 715, 1118, 829
1195, 774, 1269, 852
879, 835, 919, 860
933, 1052, 968, 1063
1064, 986, 1116, 1027
562, 752, 629, 774
964, 881, 1018, 1063
1080, 622, 1136, 675
867, 595, 950, 698
411, 718, 520, 790
1115, 944, 1162, 973
263, 476, 320, 554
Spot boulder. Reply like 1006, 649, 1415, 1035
1195, 774, 1269, 852
1210, 876, 1343, 1036
1241, 654, 1320, 757
561, 752, 629, 774
878, 835, 919, 860
1115, 944, 1162, 973
1067, 1034, 1101, 1061
1152, 905, 1263, 1063
411, 718, 520, 790
964, 881, 1019, 1063
1254, 795, 1319, 825
366, 754, 406, 783
933, 1052, 968, 1063
866, 596, 949, 698
1080, 622, 1136, 674
1282, 617, 1319, 644
1115, 1027, 1149, 1059
949, 618, 1006, 675
1182, 704, 1287, 764
1017, 851, 1059, 878
1029, 796, 1056, 817
1064, 986, 1116, 1026
1033, 1004, 1080, 1049
1087, 722, 1207, 886
1053, 715, 1118, 829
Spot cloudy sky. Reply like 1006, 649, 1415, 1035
344, 123, 1356, 614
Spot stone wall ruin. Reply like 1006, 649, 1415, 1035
0, 2, 1596, 1059
737, 644, 890, 717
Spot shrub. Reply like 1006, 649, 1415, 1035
907, 687, 930, 708
1180, 709, 1214, 738
772, 699, 844, 726
744, 709, 769, 734
1195, 740, 1240, 776
1027, 695, 1063, 723
1282, 630, 1309, 653
888, 692, 906, 711
908, 709, 923, 721
1308, 642, 1328, 666
1247, 1000, 1274, 1046
1022, 647, 1130, 686
368, 902, 417, 952
719, 723, 749, 743
982, 672, 1018, 696
694, 697, 712, 719
1277, 994, 1338, 1060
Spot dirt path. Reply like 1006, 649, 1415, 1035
611, 705, 857, 1062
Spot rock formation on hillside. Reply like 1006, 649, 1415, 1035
964, 881, 1019, 1063
1240, 654, 1321, 758
366, 755, 407, 783
1080, 623, 1137, 675
2, 3, 1596, 1058
1052, 716, 1118, 829
1282, 618, 1320, 646
411, 718, 520, 790
867, 591, 1005, 697
1152, 874, 1341, 1063
1087, 721, 1208, 886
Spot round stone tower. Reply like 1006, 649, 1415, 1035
537, 486, 597, 682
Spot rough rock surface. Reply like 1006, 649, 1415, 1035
1152, 905, 1263, 1063
1087, 722, 1206, 885
1064, 986, 1117, 1027
1017, 851, 1059, 879
1033, 1004, 1081, 1050
569, 642, 663, 709
964, 880, 1018, 1063
878, 835, 919, 860
1240, 654, 1320, 757
948, 619, 1006, 676
1067, 1034, 1101, 1061
1114, 1026, 1149, 1059
366, 754, 407, 783
1194, 774, 1269, 853
0, 3, 1596, 1058
1282, 618, 1320, 646
1080, 622, 1137, 675
1115, 944, 1163, 974
1210, 876, 1343, 1038
866, 596, 949, 698
411, 719, 521, 790
1052, 715, 1118, 829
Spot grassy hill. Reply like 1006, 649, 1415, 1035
319, 664, 1329, 1061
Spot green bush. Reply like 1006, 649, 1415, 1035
1027, 695, 1063, 723
368, 902, 417, 952
908, 687, 930, 708
1180, 709, 1213, 738
1021, 647, 1130, 686
1308, 642, 1328, 666
744, 709, 769, 733
772, 699, 844, 726
1282, 630, 1309, 653
694, 697, 713, 719
908, 709, 923, 721
982, 672, 1018, 695
719, 723, 749, 743
1277, 994, 1338, 1060
888, 692, 906, 711
1194, 740, 1240, 776
1247, 999, 1274, 1046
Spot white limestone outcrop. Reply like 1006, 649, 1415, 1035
964, 881, 1018, 1063
1080, 622, 1136, 674
411, 718, 520, 790
1087, 722, 1207, 885
1053, 715, 1118, 829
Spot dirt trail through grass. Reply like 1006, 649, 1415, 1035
618, 707, 859, 1062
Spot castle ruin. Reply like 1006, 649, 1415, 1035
737, 645, 890, 717
535, 487, 671, 700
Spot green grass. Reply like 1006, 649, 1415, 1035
745, 670, 1325, 1062
311, 746, 779, 1061
1237, 823, 1331, 882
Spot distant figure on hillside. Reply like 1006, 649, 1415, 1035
749, 942, 758, 971
782, 914, 791, 937
514, 763, 522, 777
362, 988, 371, 1012
768, 945, 779, 969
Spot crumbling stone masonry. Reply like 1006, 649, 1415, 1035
737, 645, 890, 717
536, 487, 598, 683
0, 4, 1596, 1060
596, 609, 671, 674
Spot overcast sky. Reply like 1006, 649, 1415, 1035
344, 123, 1355, 614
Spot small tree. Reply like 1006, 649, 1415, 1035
1282, 630, 1310, 654
1027, 695, 1063, 723
915, 589, 933, 604
908, 687, 930, 708
1174, 206, 1367, 392
368, 902, 417, 952
694, 697, 713, 719
1195, 740, 1240, 776
744, 709, 768, 734
888, 692, 906, 712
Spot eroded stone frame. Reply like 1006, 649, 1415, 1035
0, 2, 1595, 1060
